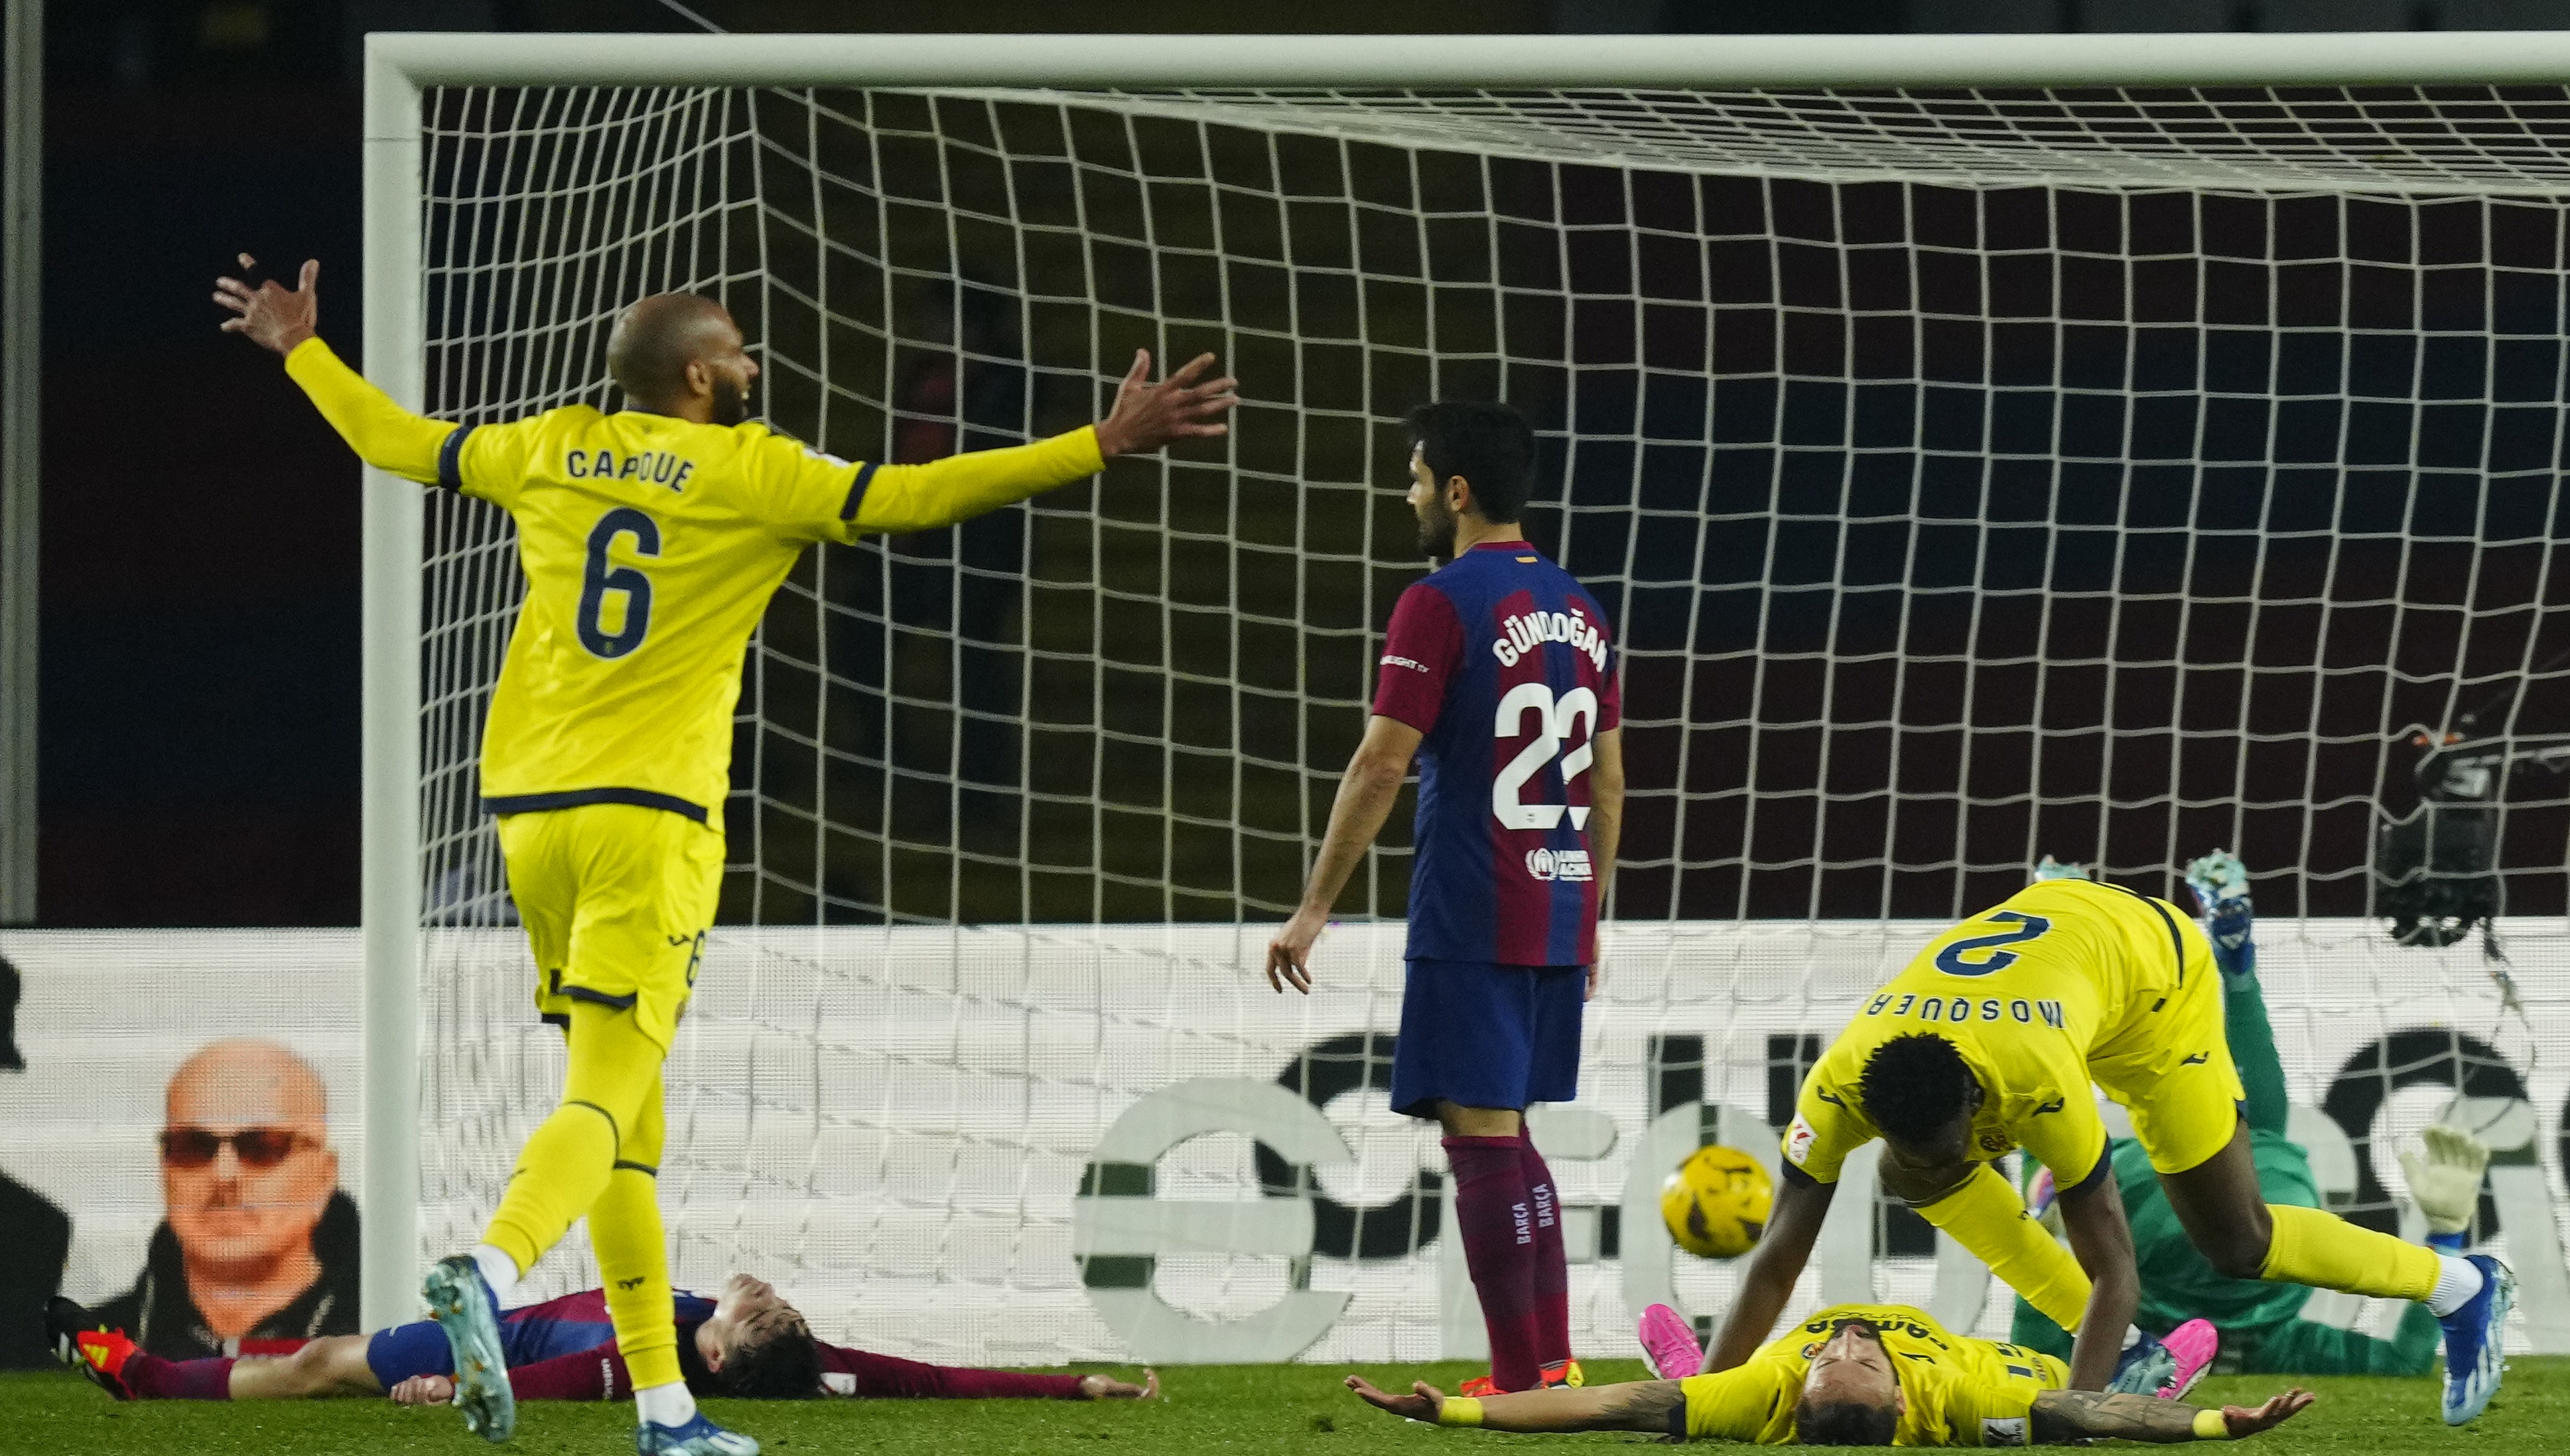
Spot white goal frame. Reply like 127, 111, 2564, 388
358, 27, 2570, 1331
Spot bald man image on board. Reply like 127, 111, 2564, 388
93, 1038, 362, 1358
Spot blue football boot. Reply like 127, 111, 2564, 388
423, 1254, 516, 1443
2439, 1253, 2515, 1425
2182, 849, 2254, 953
636, 1413, 762, 1455
2106, 1329, 2176, 1397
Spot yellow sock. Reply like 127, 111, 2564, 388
2260, 1203, 2439, 1301
1915, 1162, 2093, 1332
591, 1061, 679, 1393
592, 1165, 681, 1391
480, 1001, 667, 1280
482, 1102, 618, 1277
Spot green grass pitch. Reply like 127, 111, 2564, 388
7, 1358, 2565, 1455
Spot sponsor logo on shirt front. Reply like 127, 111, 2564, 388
1523, 847, 1593, 882
1785, 1113, 1817, 1166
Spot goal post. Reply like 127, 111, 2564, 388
361, 30, 2570, 1350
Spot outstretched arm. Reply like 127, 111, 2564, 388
2030, 1387, 2315, 1443
214, 255, 456, 485
848, 350, 1235, 535
1264, 714, 1424, 993
2055, 1165, 2143, 1391
816, 1341, 1152, 1400
1346, 1374, 1683, 1434
1704, 1163, 1832, 1372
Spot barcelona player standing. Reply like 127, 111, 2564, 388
1267, 402, 1623, 1395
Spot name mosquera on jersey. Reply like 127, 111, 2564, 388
1862, 990, 2070, 1031
1785, 879, 2196, 1189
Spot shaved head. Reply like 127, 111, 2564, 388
169, 1037, 328, 1131
607, 293, 750, 420
162, 1039, 338, 1270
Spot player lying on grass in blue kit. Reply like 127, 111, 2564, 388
1347, 1300, 2316, 1446
54, 1272, 1154, 1406
2005, 852, 2492, 1378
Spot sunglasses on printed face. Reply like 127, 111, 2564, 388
158, 1126, 316, 1169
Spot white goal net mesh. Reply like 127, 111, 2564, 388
409, 82, 2570, 1363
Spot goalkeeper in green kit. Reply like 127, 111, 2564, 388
2008, 852, 2490, 1377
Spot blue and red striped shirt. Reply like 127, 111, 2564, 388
1373, 541, 1619, 967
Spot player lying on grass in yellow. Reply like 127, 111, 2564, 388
214, 256, 1234, 1456
1703, 876, 2514, 1429
1348, 1302, 2315, 1445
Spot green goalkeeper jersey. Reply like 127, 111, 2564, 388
2009, 959, 2441, 1376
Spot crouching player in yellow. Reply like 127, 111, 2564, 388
215, 257, 1236, 1455
1349, 1302, 2316, 1445
1706, 874, 2514, 1427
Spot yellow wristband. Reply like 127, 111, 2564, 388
2193, 1409, 2231, 1440
1440, 1396, 1485, 1428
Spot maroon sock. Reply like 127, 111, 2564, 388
1444, 1133, 1543, 1391
1519, 1139, 1572, 1370
123, 1352, 234, 1400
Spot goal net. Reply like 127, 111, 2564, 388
394, 56, 2570, 1364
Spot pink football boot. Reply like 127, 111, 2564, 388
1638, 1303, 1704, 1380
2156, 1319, 2219, 1400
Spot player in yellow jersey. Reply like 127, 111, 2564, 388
215, 257, 1236, 1456
1704, 876, 2516, 1428
1347, 1301, 2316, 1445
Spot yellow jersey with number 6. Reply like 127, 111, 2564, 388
281, 337, 1103, 824
1678, 1301, 2066, 1445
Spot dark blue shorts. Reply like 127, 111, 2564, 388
367, 1320, 458, 1388
366, 1314, 576, 1388
1389, 959, 1586, 1119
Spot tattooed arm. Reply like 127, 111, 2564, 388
1345, 1376, 1687, 1433
2029, 1388, 2316, 1444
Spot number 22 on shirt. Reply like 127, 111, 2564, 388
1493, 682, 1599, 830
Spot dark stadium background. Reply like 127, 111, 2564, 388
31, 0, 2570, 927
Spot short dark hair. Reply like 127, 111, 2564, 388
1794, 1396, 1901, 1446
1858, 1033, 1976, 1146
710, 1318, 824, 1399
1406, 401, 1536, 523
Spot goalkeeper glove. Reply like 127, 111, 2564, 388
2397, 1122, 2490, 1238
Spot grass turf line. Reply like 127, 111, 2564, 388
6, 1358, 2563, 1454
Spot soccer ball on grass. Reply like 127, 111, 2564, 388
1660, 1144, 1773, 1258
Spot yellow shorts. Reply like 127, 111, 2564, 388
2087, 905, 2244, 1176
497, 801, 723, 1052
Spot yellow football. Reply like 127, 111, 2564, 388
1660, 1144, 1774, 1258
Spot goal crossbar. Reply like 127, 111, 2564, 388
366, 29, 2570, 92
358, 28, 2570, 1332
